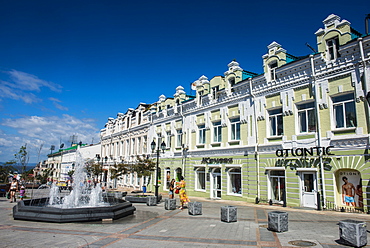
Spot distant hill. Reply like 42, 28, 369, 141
0, 162, 37, 173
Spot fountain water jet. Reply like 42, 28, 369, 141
13, 147, 135, 223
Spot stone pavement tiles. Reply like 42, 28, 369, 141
1, 197, 370, 247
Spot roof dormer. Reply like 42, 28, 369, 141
262, 42, 291, 82
315, 14, 359, 61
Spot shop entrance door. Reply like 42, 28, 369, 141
211, 168, 221, 199
301, 172, 317, 208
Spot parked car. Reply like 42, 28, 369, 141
0, 183, 10, 197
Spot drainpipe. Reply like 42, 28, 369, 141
249, 78, 260, 202
358, 38, 370, 138
310, 54, 326, 209
180, 104, 187, 178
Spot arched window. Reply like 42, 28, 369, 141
195, 167, 206, 190
228, 168, 241, 195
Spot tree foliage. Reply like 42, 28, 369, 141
110, 162, 131, 180
14, 145, 29, 177
0, 161, 16, 183
36, 168, 53, 184
86, 162, 103, 179
132, 155, 156, 178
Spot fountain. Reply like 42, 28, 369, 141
13, 148, 136, 223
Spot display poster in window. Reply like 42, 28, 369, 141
337, 169, 363, 208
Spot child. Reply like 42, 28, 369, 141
19, 186, 26, 201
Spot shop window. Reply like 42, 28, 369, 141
165, 168, 171, 189
176, 129, 182, 147
228, 168, 241, 195
213, 121, 222, 142
269, 170, 285, 202
269, 108, 283, 136
198, 124, 206, 144
327, 37, 340, 60
332, 93, 356, 129
297, 101, 316, 133
230, 117, 240, 140
195, 167, 206, 190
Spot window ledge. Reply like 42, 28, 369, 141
195, 189, 206, 192
196, 144, 205, 148
228, 140, 240, 145
267, 135, 283, 140
227, 193, 242, 196
332, 127, 356, 133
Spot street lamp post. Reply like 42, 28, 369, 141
95, 154, 101, 182
151, 140, 166, 203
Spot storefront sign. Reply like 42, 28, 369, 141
201, 157, 233, 164
276, 146, 334, 157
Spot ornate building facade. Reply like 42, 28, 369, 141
102, 14, 370, 211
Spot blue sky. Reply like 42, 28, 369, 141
0, 0, 368, 163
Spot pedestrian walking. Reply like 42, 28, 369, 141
176, 176, 190, 209
9, 178, 19, 203
19, 186, 26, 201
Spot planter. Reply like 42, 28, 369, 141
146, 196, 157, 206
164, 198, 176, 210
221, 206, 237, 222
338, 219, 367, 247
188, 202, 202, 215
268, 211, 288, 232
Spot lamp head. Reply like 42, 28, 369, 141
151, 140, 156, 152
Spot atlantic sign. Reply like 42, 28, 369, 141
276, 146, 334, 157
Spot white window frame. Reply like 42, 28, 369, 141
326, 37, 340, 61
296, 101, 316, 134
268, 108, 283, 136
213, 121, 222, 143
269, 61, 278, 81
176, 129, 182, 147
230, 117, 240, 141
198, 124, 206, 144
332, 93, 357, 129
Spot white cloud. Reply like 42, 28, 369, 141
49, 97, 68, 111
0, 69, 63, 104
0, 115, 100, 163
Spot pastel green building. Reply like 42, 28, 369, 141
101, 14, 370, 212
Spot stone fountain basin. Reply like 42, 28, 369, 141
13, 197, 136, 223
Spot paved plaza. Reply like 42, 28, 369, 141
1, 193, 370, 248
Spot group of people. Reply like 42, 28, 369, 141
8, 178, 26, 203
168, 176, 190, 209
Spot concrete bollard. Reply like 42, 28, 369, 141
338, 219, 367, 247
188, 202, 202, 215
268, 211, 288, 232
221, 206, 237, 222
146, 196, 157, 206
164, 198, 176, 210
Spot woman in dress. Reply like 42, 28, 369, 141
177, 176, 190, 209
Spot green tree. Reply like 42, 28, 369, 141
131, 155, 156, 185
36, 168, 53, 184
67, 170, 75, 179
0, 161, 16, 183
86, 161, 103, 179
14, 144, 29, 178
110, 162, 131, 180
